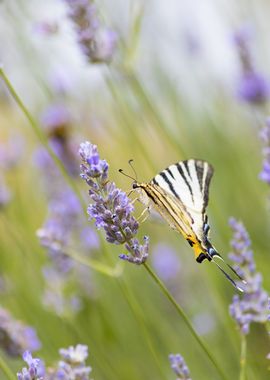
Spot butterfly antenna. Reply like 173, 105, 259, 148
128, 159, 138, 181
211, 257, 245, 292
118, 168, 136, 181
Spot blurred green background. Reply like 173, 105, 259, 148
0, 0, 269, 379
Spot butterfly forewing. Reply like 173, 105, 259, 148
151, 159, 214, 243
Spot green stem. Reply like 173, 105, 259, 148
239, 334, 247, 380
0, 68, 85, 210
0, 354, 16, 380
143, 262, 228, 380
121, 69, 186, 156
66, 248, 123, 277
101, 242, 167, 379
117, 276, 167, 379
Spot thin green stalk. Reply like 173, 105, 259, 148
239, 334, 247, 380
143, 262, 228, 380
104, 75, 156, 172
120, 68, 186, 157
117, 276, 167, 380
0, 67, 85, 210
66, 248, 123, 277
0, 353, 16, 380
100, 239, 167, 379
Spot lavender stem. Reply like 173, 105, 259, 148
143, 263, 228, 380
0, 67, 85, 209
239, 334, 247, 380
0, 353, 16, 380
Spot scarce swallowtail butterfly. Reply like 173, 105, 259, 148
122, 159, 244, 292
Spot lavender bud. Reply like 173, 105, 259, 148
228, 218, 269, 334
169, 353, 192, 380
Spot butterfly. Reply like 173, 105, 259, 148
121, 159, 244, 291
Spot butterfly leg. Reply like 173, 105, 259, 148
137, 206, 151, 224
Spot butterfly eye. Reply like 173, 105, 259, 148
132, 182, 138, 189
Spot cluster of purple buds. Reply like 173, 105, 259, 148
79, 141, 148, 264
259, 118, 270, 184
169, 354, 192, 380
17, 344, 91, 380
0, 307, 40, 357
65, 0, 117, 63
51, 344, 92, 379
228, 218, 269, 334
233, 26, 269, 105
17, 351, 45, 380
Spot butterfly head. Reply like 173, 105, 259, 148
119, 160, 140, 188
132, 181, 140, 189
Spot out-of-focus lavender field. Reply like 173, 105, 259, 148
0, 1, 269, 379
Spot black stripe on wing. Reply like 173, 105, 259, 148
159, 171, 179, 199
176, 162, 194, 202
194, 160, 204, 193
199, 161, 213, 210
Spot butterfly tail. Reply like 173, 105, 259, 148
207, 248, 245, 292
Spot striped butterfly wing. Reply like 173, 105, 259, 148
151, 159, 214, 243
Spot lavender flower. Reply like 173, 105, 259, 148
237, 72, 269, 105
65, 0, 117, 63
17, 351, 45, 380
233, 26, 269, 105
0, 307, 40, 357
17, 345, 92, 380
259, 118, 270, 184
79, 141, 148, 264
41, 104, 71, 136
169, 354, 192, 380
35, 108, 98, 316
49, 344, 92, 380
228, 218, 269, 334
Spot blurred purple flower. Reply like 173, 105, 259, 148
17, 351, 45, 380
233, 25, 270, 105
41, 104, 71, 135
0, 307, 41, 357
17, 344, 92, 380
79, 141, 148, 264
32, 21, 59, 36
169, 353, 192, 380
64, 0, 117, 63
0, 174, 11, 207
50, 344, 92, 380
237, 72, 270, 105
259, 118, 270, 184
233, 25, 251, 44
228, 218, 269, 334
151, 243, 180, 282
35, 110, 98, 316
